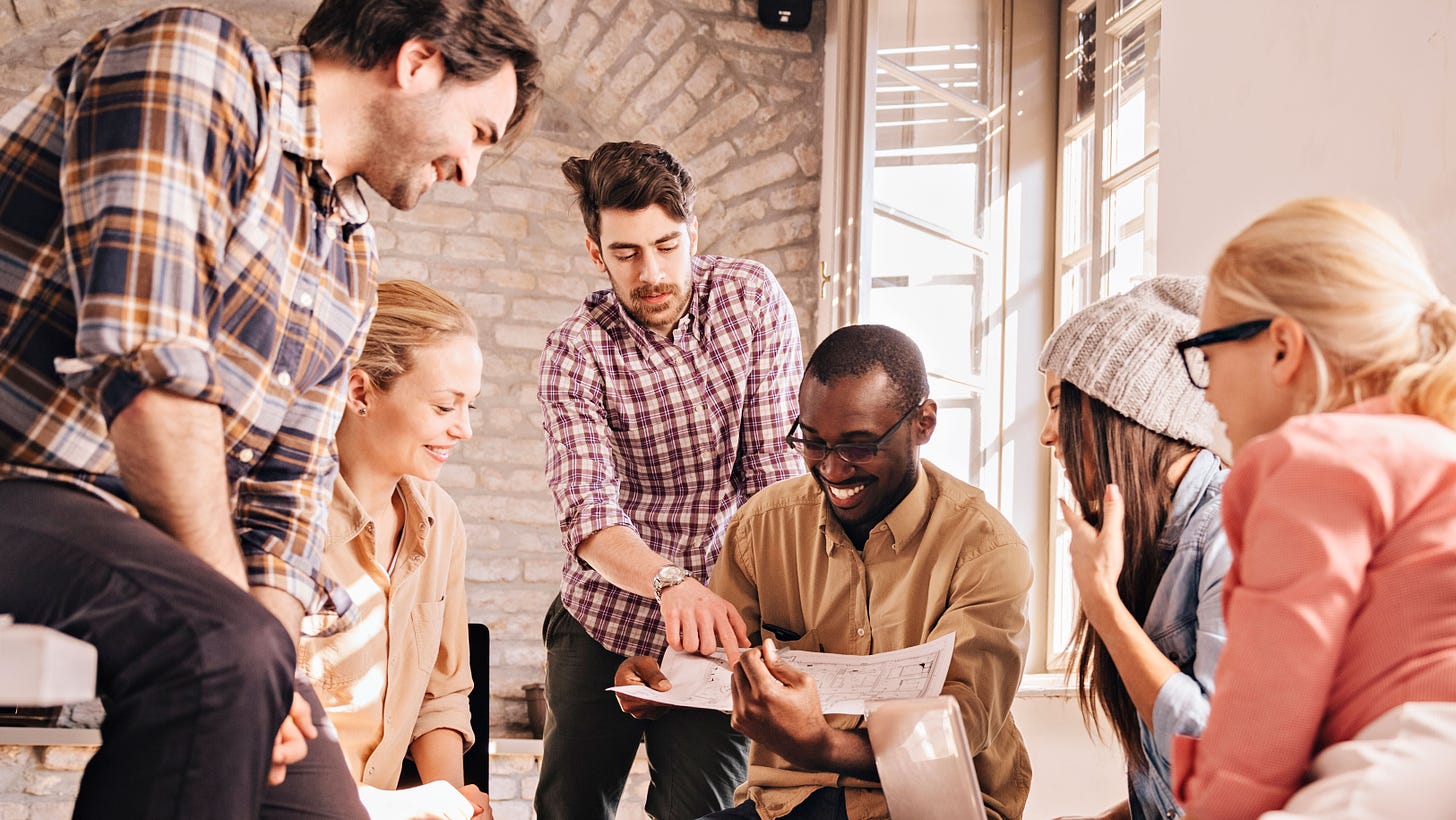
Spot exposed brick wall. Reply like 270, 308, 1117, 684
0, 743, 91, 820
0, 0, 824, 816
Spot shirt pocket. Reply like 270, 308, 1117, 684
299, 632, 377, 709
1148, 615, 1197, 668
411, 597, 448, 674
775, 628, 822, 654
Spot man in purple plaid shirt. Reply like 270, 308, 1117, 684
536, 141, 805, 820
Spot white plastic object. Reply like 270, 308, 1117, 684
866, 695, 988, 820
0, 618, 98, 706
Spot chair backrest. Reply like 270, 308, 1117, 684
866, 696, 988, 820
461, 622, 491, 788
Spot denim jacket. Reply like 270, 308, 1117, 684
1129, 449, 1231, 820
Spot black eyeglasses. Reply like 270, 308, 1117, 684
1174, 318, 1273, 389
785, 400, 925, 464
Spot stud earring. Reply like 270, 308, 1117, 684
358, 406, 368, 417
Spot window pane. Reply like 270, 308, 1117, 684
1104, 13, 1160, 176
867, 0, 998, 485
1057, 260, 1092, 322
866, 251, 986, 379
1101, 169, 1158, 297
874, 123, 989, 242
1048, 473, 1077, 663
1116, 0, 1145, 14
1060, 129, 1093, 252
1071, 8, 1096, 123
877, 0, 990, 107
920, 397, 981, 487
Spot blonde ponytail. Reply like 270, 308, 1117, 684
1392, 299, 1456, 430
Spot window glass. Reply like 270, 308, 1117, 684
1105, 15, 1160, 176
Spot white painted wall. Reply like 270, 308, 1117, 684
1160, 0, 1456, 295
1012, 693, 1128, 819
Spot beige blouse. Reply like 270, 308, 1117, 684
299, 474, 474, 789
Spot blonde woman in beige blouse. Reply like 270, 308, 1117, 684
301, 280, 487, 820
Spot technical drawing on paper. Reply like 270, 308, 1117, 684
608, 633, 955, 715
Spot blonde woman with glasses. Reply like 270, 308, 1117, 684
1169, 198, 1456, 819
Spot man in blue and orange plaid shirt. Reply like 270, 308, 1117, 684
0, 2, 539, 817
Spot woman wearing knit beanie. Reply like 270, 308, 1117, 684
1169, 197, 1456, 820
1038, 276, 1230, 820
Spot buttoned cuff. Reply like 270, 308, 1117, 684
56, 341, 222, 422
1151, 672, 1211, 763
245, 552, 356, 637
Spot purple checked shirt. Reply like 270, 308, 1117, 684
538, 255, 804, 659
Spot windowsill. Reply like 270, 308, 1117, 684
0, 726, 101, 746
1016, 672, 1077, 699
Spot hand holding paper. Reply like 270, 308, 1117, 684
607, 633, 955, 714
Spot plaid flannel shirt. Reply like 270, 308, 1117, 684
538, 255, 804, 659
0, 7, 376, 622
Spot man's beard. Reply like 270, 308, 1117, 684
357, 92, 446, 210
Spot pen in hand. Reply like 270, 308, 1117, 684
761, 637, 789, 686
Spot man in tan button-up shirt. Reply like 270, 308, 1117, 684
617, 324, 1033, 820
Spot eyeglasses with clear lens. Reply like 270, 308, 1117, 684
1174, 318, 1274, 389
785, 400, 925, 464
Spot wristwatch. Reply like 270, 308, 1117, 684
652, 564, 690, 601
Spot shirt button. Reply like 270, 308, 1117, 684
298, 291, 314, 309
856, 628, 865, 637
238, 449, 255, 464
275, 371, 292, 388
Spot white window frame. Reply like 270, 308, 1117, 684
1047, 0, 1163, 670
820, 0, 1065, 674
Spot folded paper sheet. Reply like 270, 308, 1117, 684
609, 633, 954, 714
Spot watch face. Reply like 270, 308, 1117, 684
654, 564, 688, 599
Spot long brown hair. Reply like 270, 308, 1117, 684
1060, 380, 1197, 769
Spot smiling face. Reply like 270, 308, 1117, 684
587, 205, 697, 336
797, 369, 935, 545
353, 334, 483, 483
358, 58, 518, 210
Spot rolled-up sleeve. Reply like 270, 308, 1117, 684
56, 10, 264, 420
237, 347, 362, 621
537, 327, 635, 558
1150, 515, 1231, 762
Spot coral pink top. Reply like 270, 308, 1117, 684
1172, 398, 1456, 818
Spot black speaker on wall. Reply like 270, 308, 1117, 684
758, 0, 812, 31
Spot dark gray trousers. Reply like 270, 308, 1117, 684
534, 595, 749, 820
0, 479, 366, 819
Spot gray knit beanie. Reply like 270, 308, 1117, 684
1037, 276, 1219, 450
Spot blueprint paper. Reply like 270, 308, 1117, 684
608, 633, 954, 715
